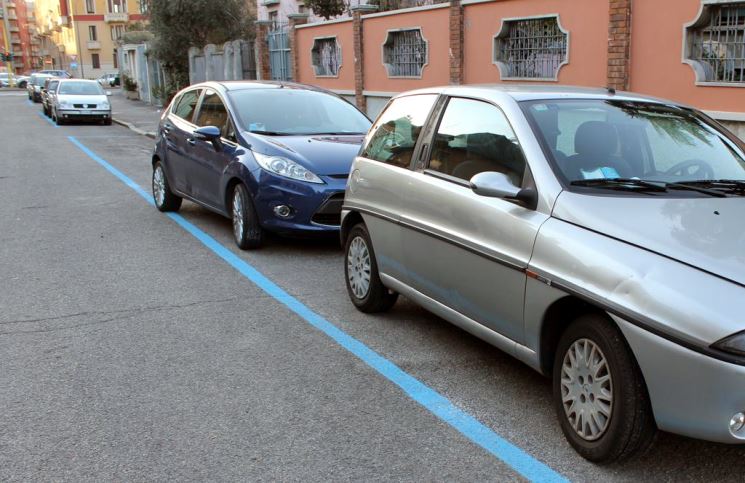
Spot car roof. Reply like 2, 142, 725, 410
58, 78, 97, 83
393, 84, 686, 109
189, 80, 334, 95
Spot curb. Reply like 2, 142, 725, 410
112, 118, 157, 139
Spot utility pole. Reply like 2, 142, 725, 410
1, 0, 14, 77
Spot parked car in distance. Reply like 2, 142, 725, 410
51, 79, 112, 125
151, 81, 372, 249
16, 75, 29, 89
0, 73, 14, 87
342, 85, 745, 464
42, 77, 62, 117
97, 73, 120, 87
27, 74, 53, 102
38, 69, 72, 79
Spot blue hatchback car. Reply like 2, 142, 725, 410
151, 81, 372, 249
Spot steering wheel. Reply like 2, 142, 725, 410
664, 159, 714, 180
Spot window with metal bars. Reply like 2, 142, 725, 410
494, 16, 568, 80
687, 3, 745, 84
312, 37, 340, 77
383, 29, 427, 78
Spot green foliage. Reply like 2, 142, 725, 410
304, 0, 346, 19
147, 0, 255, 85
122, 74, 138, 92
151, 81, 180, 106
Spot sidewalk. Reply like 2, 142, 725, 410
110, 88, 162, 138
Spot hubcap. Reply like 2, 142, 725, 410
347, 236, 371, 299
153, 166, 166, 206
560, 338, 613, 441
232, 189, 244, 241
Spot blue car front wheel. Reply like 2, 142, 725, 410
232, 183, 264, 250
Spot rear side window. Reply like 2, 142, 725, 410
172, 89, 202, 123
360, 94, 437, 168
428, 98, 526, 186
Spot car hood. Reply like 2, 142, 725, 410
57, 94, 108, 105
552, 191, 745, 286
245, 133, 365, 176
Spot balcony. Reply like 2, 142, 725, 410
87, 40, 101, 50
58, 15, 69, 27
262, 0, 280, 5
11, 36, 21, 44
105, 12, 129, 23
9, 25, 19, 32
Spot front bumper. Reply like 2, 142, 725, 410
617, 317, 745, 443
58, 109, 111, 121
251, 170, 347, 234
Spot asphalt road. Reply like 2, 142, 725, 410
1, 93, 744, 482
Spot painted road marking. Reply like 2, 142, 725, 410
67, 135, 568, 483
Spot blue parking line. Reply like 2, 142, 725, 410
67, 135, 568, 483
28, 99, 58, 128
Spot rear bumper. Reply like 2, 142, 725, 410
617, 318, 745, 444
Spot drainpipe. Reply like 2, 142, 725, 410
67, 0, 84, 78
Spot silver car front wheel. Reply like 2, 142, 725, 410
560, 338, 613, 441
347, 236, 372, 299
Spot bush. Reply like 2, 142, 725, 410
122, 74, 138, 92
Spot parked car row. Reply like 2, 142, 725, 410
149, 81, 745, 464
34, 77, 112, 126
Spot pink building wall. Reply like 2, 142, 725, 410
296, 20, 355, 91
629, 0, 745, 115
463, 0, 609, 87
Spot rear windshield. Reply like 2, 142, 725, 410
227, 88, 371, 136
32, 76, 51, 86
58, 82, 104, 95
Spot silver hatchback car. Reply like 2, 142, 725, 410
341, 86, 745, 463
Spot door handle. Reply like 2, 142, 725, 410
187, 138, 197, 146
162, 124, 173, 133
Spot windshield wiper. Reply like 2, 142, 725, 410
311, 132, 365, 135
570, 178, 668, 192
662, 182, 728, 197
668, 180, 745, 196
248, 130, 290, 136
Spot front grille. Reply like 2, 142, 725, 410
73, 104, 97, 108
311, 192, 345, 226
327, 174, 349, 180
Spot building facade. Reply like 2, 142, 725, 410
33, 0, 146, 78
1, 0, 36, 74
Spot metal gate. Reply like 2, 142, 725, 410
268, 23, 291, 81
241, 40, 257, 80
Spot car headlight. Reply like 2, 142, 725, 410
100, 101, 110, 109
253, 151, 324, 184
712, 330, 745, 356
59, 101, 72, 109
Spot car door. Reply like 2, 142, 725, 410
163, 88, 203, 195
186, 89, 239, 209
347, 94, 439, 286
400, 97, 548, 343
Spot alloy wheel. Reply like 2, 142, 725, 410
232, 189, 244, 242
153, 165, 166, 207
560, 338, 614, 441
347, 236, 372, 299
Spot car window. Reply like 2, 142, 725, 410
48, 80, 59, 92
195, 89, 234, 141
172, 89, 202, 123
58, 81, 104, 95
360, 94, 437, 169
427, 98, 526, 186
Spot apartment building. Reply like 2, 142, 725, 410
1, 0, 36, 73
33, 0, 145, 78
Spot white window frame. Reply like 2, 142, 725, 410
311, 36, 342, 78
492, 14, 569, 82
381, 27, 429, 79
683, 0, 745, 87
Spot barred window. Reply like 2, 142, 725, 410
494, 16, 568, 80
686, 3, 745, 83
383, 29, 427, 78
311, 37, 341, 77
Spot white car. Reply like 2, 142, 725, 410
51, 79, 112, 125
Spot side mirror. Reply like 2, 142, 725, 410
470, 171, 537, 209
106, 90, 112, 96
193, 125, 223, 151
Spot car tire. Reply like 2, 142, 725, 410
54, 111, 64, 126
344, 223, 399, 313
231, 183, 263, 250
152, 161, 182, 212
553, 314, 656, 464
103, 119, 112, 126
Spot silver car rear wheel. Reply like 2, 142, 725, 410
560, 338, 613, 441
347, 236, 371, 299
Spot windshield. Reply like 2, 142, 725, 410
32, 76, 51, 86
58, 81, 104, 95
523, 99, 745, 188
228, 88, 371, 135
